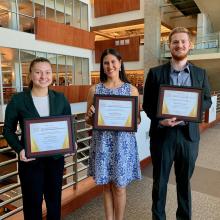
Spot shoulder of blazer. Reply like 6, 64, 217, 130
189, 63, 205, 72
48, 89, 65, 100
189, 63, 206, 81
48, 90, 69, 106
150, 62, 170, 72
11, 90, 30, 102
148, 62, 170, 84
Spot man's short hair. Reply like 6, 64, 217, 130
169, 27, 191, 42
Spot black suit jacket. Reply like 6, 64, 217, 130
142, 62, 212, 142
3, 89, 71, 154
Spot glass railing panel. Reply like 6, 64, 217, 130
19, 14, 34, 33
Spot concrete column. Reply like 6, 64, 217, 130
9, 1, 19, 30
197, 13, 213, 38
12, 62, 22, 92
144, 0, 161, 81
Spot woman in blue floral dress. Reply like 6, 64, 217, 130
86, 48, 141, 220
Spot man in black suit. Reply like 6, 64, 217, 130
143, 27, 212, 220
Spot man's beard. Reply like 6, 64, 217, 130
171, 51, 188, 61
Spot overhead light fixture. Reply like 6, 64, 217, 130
113, 32, 119, 36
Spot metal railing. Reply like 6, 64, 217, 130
0, 113, 92, 219
213, 91, 220, 114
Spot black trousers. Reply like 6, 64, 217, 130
18, 156, 64, 220
150, 126, 199, 220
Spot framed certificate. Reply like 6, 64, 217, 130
157, 85, 202, 122
93, 95, 138, 132
24, 115, 75, 158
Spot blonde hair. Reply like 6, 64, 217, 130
168, 27, 191, 43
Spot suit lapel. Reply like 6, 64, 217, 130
162, 62, 171, 85
24, 89, 56, 117
24, 90, 40, 117
48, 90, 56, 116
189, 64, 199, 87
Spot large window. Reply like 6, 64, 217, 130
0, 0, 16, 11
66, 56, 74, 85
82, 58, 89, 84
0, 0, 18, 30
0, 0, 89, 32
0, 0, 35, 32
17, 0, 34, 17
35, 0, 45, 19
81, 1, 88, 31
47, 53, 58, 85
55, 0, 65, 24
72, 0, 81, 28
0, 48, 18, 104
0, 48, 90, 104
57, 55, 66, 85
20, 50, 36, 89
65, 0, 73, 25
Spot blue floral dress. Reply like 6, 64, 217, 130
88, 83, 141, 187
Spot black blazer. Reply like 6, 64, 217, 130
3, 89, 71, 154
142, 62, 212, 142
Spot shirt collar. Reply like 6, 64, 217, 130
170, 62, 190, 74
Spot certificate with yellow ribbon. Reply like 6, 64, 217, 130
157, 85, 202, 122
93, 95, 138, 131
24, 115, 75, 158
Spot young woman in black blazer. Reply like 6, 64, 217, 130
3, 57, 71, 220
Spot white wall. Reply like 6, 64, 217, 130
136, 111, 151, 160
71, 102, 87, 114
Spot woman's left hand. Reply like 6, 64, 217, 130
19, 149, 36, 162
87, 105, 95, 118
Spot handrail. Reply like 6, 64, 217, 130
0, 158, 18, 167
77, 136, 92, 143
0, 183, 20, 194
0, 147, 12, 153
0, 195, 22, 207
0, 207, 23, 219
0, 171, 19, 182
214, 91, 220, 113
0, 112, 91, 219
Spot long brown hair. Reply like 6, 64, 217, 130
28, 57, 52, 89
99, 48, 129, 83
